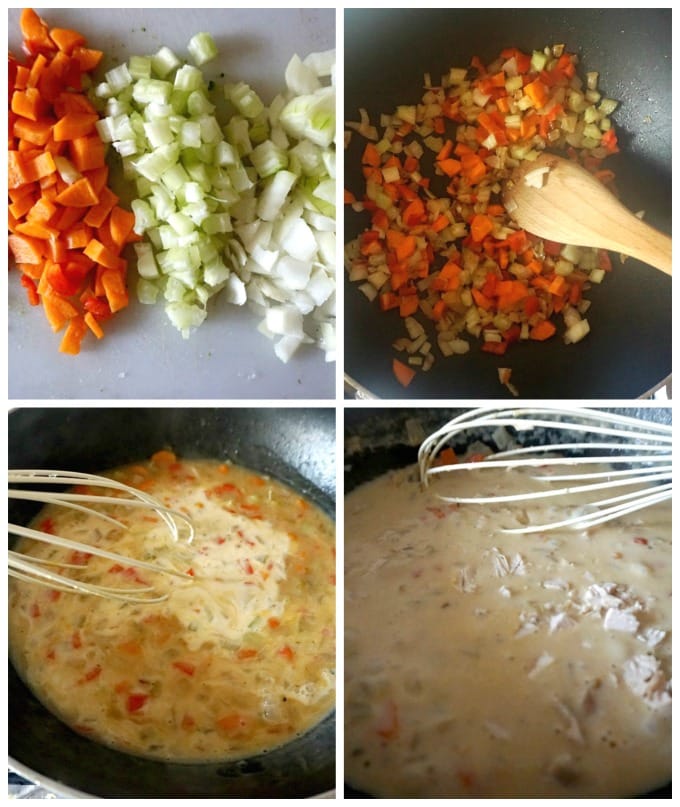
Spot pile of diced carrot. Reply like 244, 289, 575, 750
8, 8, 137, 354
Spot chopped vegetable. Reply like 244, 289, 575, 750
393, 357, 416, 388
345, 42, 621, 388
8, 9, 138, 354
95, 38, 336, 362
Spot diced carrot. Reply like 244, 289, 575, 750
71, 47, 103, 72
523, 78, 549, 109
53, 112, 98, 141
82, 186, 119, 227
8, 151, 29, 188
84, 165, 109, 198
361, 142, 381, 168
54, 177, 98, 207
68, 134, 105, 172
438, 157, 462, 177
9, 232, 44, 263
548, 275, 568, 297
108, 206, 136, 248
151, 450, 178, 466
24, 150, 56, 182
393, 358, 416, 387
20, 274, 40, 306
12, 116, 53, 146
84, 238, 123, 271
375, 699, 400, 740
11, 87, 44, 121
470, 213, 494, 243
399, 294, 419, 318
9, 11, 137, 356
9, 191, 38, 220
49, 27, 86, 55
20, 8, 53, 54
460, 152, 487, 184
53, 91, 97, 117
42, 296, 74, 331
530, 319, 557, 341
26, 52, 48, 88
64, 222, 92, 249
216, 713, 250, 733
15, 219, 58, 239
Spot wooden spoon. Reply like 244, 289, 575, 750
503, 153, 672, 275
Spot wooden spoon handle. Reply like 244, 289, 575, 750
595, 212, 672, 276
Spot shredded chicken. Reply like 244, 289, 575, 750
622, 654, 671, 710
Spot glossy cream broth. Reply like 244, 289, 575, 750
9, 455, 335, 762
345, 461, 671, 797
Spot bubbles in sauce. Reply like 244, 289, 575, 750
9, 455, 335, 763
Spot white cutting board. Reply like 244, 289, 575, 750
8, 8, 336, 400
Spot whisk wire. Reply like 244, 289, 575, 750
9, 470, 194, 544
9, 469, 196, 602
419, 407, 672, 532
8, 552, 168, 603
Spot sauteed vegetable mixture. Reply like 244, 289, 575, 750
345, 44, 620, 388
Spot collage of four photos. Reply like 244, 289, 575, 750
8, 7, 672, 799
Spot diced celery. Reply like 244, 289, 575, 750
224, 117, 252, 155
229, 82, 265, 119
143, 119, 173, 148
214, 141, 238, 167
174, 64, 203, 92
137, 278, 160, 304
132, 78, 172, 105
187, 32, 218, 66
448, 67, 468, 85
129, 55, 152, 80
167, 211, 195, 237
134, 242, 160, 278
105, 64, 133, 93
504, 76, 523, 93
151, 46, 181, 78
530, 50, 548, 72
598, 98, 618, 116
187, 90, 215, 117
199, 115, 222, 144
203, 259, 230, 287
165, 301, 207, 337
161, 163, 191, 193
131, 198, 157, 234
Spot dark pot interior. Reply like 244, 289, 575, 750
344, 8, 672, 399
9, 407, 336, 798
344, 407, 671, 798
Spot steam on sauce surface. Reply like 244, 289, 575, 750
344, 461, 670, 797
9, 454, 336, 763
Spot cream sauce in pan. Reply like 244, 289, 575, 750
345, 461, 671, 797
9, 456, 335, 762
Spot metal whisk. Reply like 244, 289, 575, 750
9, 470, 195, 603
418, 407, 672, 532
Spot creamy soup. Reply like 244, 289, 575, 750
345, 459, 671, 797
9, 453, 335, 762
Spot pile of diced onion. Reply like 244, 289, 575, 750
345, 43, 619, 382
94, 34, 336, 363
